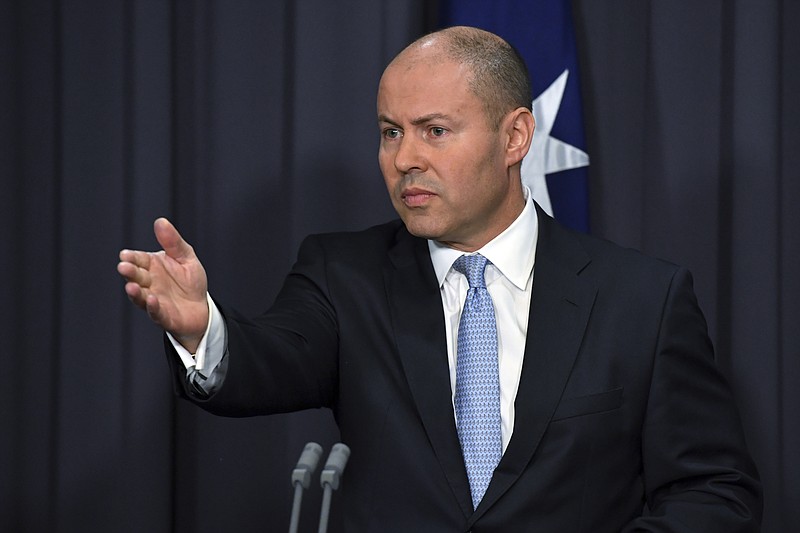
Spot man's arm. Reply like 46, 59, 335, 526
167, 233, 340, 417
625, 268, 762, 532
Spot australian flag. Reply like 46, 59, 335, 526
439, 0, 591, 233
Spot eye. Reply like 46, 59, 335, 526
383, 128, 402, 140
430, 126, 447, 137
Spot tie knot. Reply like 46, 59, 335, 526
453, 254, 489, 289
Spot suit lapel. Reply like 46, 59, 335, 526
468, 207, 598, 525
385, 228, 474, 519
385, 211, 598, 525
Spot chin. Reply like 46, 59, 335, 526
401, 219, 439, 240
404, 225, 431, 239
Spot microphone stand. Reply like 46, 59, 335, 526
317, 443, 351, 533
288, 442, 323, 533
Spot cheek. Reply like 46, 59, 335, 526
378, 155, 395, 185
381, 167, 399, 192
378, 144, 397, 168
440, 159, 479, 194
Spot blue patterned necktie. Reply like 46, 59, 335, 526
453, 253, 502, 510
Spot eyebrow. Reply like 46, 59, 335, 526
378, 113, 452, 127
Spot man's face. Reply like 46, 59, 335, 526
377, 56, 523, 252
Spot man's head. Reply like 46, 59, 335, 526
377, 26, 535, 252
426, 27, 532, 130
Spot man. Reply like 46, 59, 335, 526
118, 27, 762, 531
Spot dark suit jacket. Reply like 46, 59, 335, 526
168, 207, 762, 532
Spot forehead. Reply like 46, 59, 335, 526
377, 57, 480, 120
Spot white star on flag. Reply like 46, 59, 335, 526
521, 69, 590, 216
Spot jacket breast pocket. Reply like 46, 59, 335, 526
551, 387, 624, 422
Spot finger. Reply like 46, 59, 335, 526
124, 282, 169, 329
117, 260, 152, 287
124, 281, 147, 309
124, 282, 169, 326
119, 248, 151, 269
144, 293, 163, 324
117, 260, 138, 280
153, 218, 195, 263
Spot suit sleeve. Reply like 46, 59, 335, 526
164, 233, 341, 417
623, 267, 762, 532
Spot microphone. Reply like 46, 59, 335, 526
317, 443, 351, 533
288, 442, 323, 533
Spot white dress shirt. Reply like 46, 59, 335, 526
428, 190, 537, 452
171, 189, 538, 454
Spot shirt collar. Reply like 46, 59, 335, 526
428, 187, 538, 290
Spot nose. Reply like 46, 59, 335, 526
393, 134, 427, 175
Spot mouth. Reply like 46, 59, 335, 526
401, 187, 436, 207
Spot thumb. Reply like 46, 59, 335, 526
153, 217, 195, 262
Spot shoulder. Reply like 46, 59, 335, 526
293, 219, 423, 273
537, 208, 684, 290
580, 231, 678, 275
297, 219, 412, 260
303, 219, 407, 250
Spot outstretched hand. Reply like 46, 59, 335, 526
117, 218, 209, 353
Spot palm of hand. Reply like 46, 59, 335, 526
145, 249, 208, 338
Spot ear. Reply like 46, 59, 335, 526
503, 107, 535, 167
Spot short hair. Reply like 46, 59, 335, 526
416, 27, 532, 129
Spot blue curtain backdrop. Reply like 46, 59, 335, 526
1, 1, 797, 532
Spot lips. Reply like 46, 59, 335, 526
401, 187, 436, 207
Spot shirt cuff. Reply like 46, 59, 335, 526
167, 293, 226, 376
